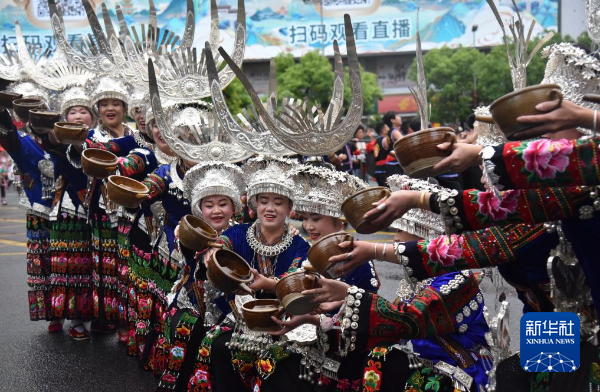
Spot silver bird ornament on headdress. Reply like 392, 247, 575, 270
148, 59, 251, 164
110, 0, 245, 100
211, 14, 362, 157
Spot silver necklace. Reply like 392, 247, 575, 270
133, 130, 153, 149
155, 148, 177, 165
168, 160, 188, 205
246, 221, 293, 257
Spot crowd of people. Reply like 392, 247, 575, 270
1, 2, 600, 392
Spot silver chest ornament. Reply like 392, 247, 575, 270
38, 153, 55, 200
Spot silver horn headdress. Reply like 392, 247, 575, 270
0, 23, 54, 83
210, 14, 362, 156
183, 161, 246, 217
15, 21, 96, 91
291, 164, 368, 218
387, 175, 445, 239
110, 0, 244, 100
8, 81, 51, 108
148, 59, 251, 164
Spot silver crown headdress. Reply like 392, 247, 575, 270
128, 89, 149, 118
60, 85, 93, 116
243, 155, 299, 209
291, 164, 368, 218
90, 76, 132, 109
387, 175, 445, 239
8, 81, 51, 107
0, 23, 53, 83
148, 60, 251, 164
541, 43, 600, 136
110, 0, 244, 100
208, 14, 362, 157
183, 161, 246, 217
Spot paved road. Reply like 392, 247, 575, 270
0, 189, 524, 391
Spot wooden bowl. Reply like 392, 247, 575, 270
107, 175, 149, 209
393, 127, 456, 178
54, 122, 88, 144
0, 91, 22, 109
81, 148, 118, 179
29, 109, 61, 134
12, 98, 46, 122
341, 187, 391, 234
275, 271, 320, 315
307, 231, 354, 279
178, 215, 221, 252
242, 299, 284, 332
206, 249, 253, 295
475, 84, 563, 141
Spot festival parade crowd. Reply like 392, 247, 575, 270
2, 0, 600, 391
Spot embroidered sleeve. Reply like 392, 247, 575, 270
405, 224, 553, 280
490, 137, 600, 189
439, 186, 593, 233
85, 135, 138, 157
118, 154, 145, 178
279, 238, 310, 278
141, 172, 166, 202
350, 272, 481, 352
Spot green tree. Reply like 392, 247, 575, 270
409, 46, 484, 123
275, 51, 382, 115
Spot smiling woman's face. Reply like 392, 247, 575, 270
200, 195, 235, 232
66, 106, 94, 128
256, 193, 292, 231
98, 99, 125, 127
301, 213, 342, 241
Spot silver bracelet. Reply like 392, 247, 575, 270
381, 243, 388, 260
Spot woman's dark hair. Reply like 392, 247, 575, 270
374, 121, 387, 135
409, 117, 422, 132
382, 111, 397, 129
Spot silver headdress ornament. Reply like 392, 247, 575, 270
541, 43, 600, 136
110, 0, 244, 100
211, 14, 362, 156
474, 106, 506, 147
409, 10, 429, 131
0, 22, 54, 83
148, 59, 252, 164
90, 76, 132, 109
48, 0, 116, 75
128, 89, 149, 118
8, 81, 51, 107
205, 43, 291, 156
60, 85, 94, 117
14, 22, 96, 91
243, 155, 299, 209
387, 175, 445, 239
485, 0, 554, 91
291, 164, 368, 219
183, 161, 246, 217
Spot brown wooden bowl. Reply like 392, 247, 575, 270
393, 127, 456, 178
476, 84, 563, 141
206, 249, 253, 295
275, 271, 320, 315
106, 175, 149, 209
341, 187, 391, 234
12, 98, 46, 122
81, 148, 118, 179
54, 122, 89, 144
242, 299, 284, 332
178, 215, 221, 252
29, 109, 61, 134
0, 91, 22, 109
307, 231, 354, 279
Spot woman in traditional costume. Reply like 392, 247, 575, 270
156, 161, 245, 392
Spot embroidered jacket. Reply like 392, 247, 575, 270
436, 186, 593, 232
487, 136, 600, 189
0, 111, 53, 217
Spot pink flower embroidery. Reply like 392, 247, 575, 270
427, 235, 464, 267
477, 189, 520, 221
522, 139, 573, 179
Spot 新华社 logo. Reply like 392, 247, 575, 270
520, 312, 580, 372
